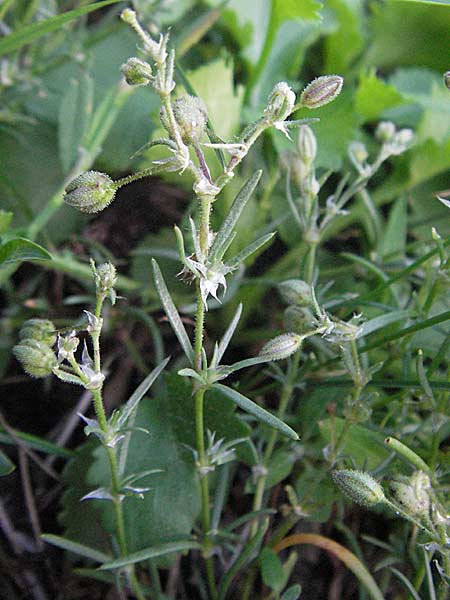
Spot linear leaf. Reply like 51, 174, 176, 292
0, 0, 121, 57
216, 303, 242, 365
152, 260, 194, 364
227, 232, 275, 267
117, 357, 170, 427
357, 309, 411, 338
214, 384, 299, 440
209, 171, 262, 261
0, 238, 52, 264
42, 534, 112, 563
0, 429, 74, 458
100, 540, 201, 570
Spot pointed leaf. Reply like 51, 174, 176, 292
214, 384, 299, 440
0, 238, 52, 264
117, 357, 170, 427
216, 303, 243, 366
42, 533, 112, 563
99, 540, 201, 570
227, 232, 275, 267
357, 310, 412, 339
152, 260, 194, 364
81, 487, 114, 502
209, 171, 262, 261
0, 449, 15, 476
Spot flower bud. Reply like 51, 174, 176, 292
390, 471, 430, 518
348, 141, 368, 165
444, 71, 450, 90
170, 95, 208, 145
64, 171, 117, 214
296, 125, 317, 165
265, 82, 296, 123
19, 318, 56, 347
300, 75, 343, 109
95, 262, 117, 293
13, 338, 57, 378
259, 333, 303, 361
375, 121, 396, 143
278, 279, 312, 307
121, 57, 152, 86
332, 469, 385, 508
284, 306, 316, 334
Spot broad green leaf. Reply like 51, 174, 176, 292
0, 0, 122, 57
209, 171, 262, 261
271, 0, 323, 26
0, 210, 13, 235
281, 585, 302, 600
260, 546, 286, 592
319, 418, 390, 470
42, 534, 112, 563
294, 467, 336, 522
0, 238, 52, 264
245, 448, 294, 493
152, 260, 194, 364
355, 72, 405, 122
0, 449, 15, 476
215, 384, 299, 440
99, 540, 201, 570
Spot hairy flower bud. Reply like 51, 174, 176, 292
13, 338, 57, 378
64, 171, 117, 214
170, 95, 208, 145
332, 469, 385, 508
278, 279, 313, 307
19, 318, 56, 347
259, 333, 303, 361
96, 262, 117, 293
265, 82, 296, 123
375, 121, 396, 143
284, 306, 316, 334
296, 125, 317, 165
121, 57, 152, 86
300, 75, 343, 109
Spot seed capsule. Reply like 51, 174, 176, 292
332, 469, 386, 508
13, 339, 57, 378
259, 333, 302, 361
284, 306, 316, 334
296, 125, 317, 165
168, 95, 208, 145
64, 171, 117, 214
278, 279, 312, 306
265, 82, 296, 122
121, 57, 153, 86
19, 319, 56, 347
300, 75, 343, 109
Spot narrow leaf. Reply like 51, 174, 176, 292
209, 171, 262, 261
117, 357, 170, 427
214, 384, 299, 440
357, 309, 411, 338
152, 260, 194, 364
100, 540, 201, 570
216, 303, 242, 365
0, 238, 52, 264
0, 0, 122, 57
0, 429, 74, 458
42, 534, 112, 563
227, 232, 275, 268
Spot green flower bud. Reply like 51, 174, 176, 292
390, 471, 430, 518
121, 57, 152, 86
64, 171, 117, 214
265, 82, 296, 123
300, 75, 343, 109
278, 279, 312, 306
348, 141, 368, 165
444, 71, 450, 90
19, 319, 56, 347
375, 121, 396, 143
284, 306, 316, 334
96, 262, 117, 293
332, 469, 385, 508
170, 95, 208, 145
296, 125, 317, 165
259, 333, 302, 361
13, 338, 57, 378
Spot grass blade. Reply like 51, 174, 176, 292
42, 534, 112, 563
100, 540, 201, 570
